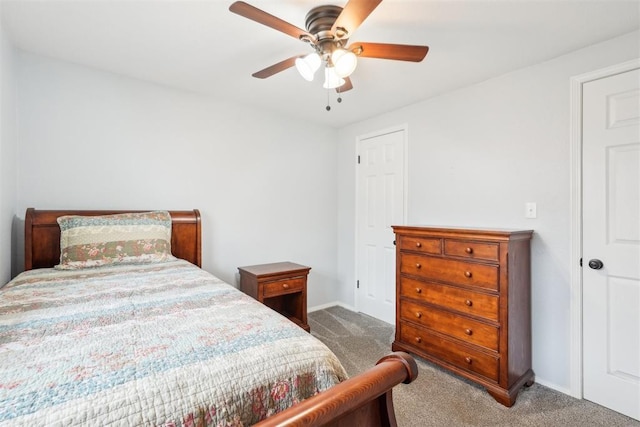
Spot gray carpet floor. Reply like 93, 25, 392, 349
308, 306, 640, 427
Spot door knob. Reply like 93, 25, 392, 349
588, 259, 604, 270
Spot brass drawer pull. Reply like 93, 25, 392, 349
415, 312, 422, 319
465, 357, 472, 364
465, 299, 473, 307
415, 337, 422, 344
465, 247, 473, 254
465, 328, 473, 335
282, 283, 290, 289
416, 242, 422, 248
464, 271, 472, 278
416, 288, 422, 294
416, 263, 422, 269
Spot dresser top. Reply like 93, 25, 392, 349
237, 262, 311, 278
392, 225, 533, 239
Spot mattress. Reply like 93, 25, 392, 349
0, 260, 347, 426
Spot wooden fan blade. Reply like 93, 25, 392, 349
336, 77, 353, 93
332, 0, 382, 37
350, 42, 429, 62
229, 1, 314, 42
252, 56, 302, 79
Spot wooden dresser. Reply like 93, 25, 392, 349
391, 226, 533, 406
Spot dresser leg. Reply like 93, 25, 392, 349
486, 369, 535, 407
486, 389, 516, 407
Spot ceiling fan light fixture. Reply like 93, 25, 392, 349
323, 66, 346, 89
331, 48, 357, 78
295, 53, 321, 81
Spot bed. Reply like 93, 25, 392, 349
0, 208, 417, 426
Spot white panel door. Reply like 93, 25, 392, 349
583, 68, 640, 420
356, 129, 405, 324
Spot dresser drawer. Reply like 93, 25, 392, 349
263, 277, 305, 298
444, 239, 499, 262
400, 278, 499, 322
400, 254, 499, 291
400, 300, 499, 351
400, 322, 499, 382
398, 235, 441, 255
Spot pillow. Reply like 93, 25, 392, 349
56, 211, 174, 270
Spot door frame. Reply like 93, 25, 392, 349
354, 124, 409, 315
569, 58, 640, 399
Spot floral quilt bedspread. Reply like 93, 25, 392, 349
0, 260, 347, 426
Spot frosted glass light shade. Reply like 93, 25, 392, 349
332, 49, 357, 78
295, 53, 321, 81
323, 66, 346, 89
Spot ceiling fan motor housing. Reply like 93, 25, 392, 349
305, 5, 343, 41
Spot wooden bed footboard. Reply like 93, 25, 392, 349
256, 352, 418, 427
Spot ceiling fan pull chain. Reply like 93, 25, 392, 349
326, 87, 331, 111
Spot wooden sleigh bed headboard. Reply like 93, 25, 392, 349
24, 208, 202, 270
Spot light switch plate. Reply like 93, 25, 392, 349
525, 202, 537, 219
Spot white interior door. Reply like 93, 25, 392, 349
356, 128, 405, 324
583, 68, 640, 420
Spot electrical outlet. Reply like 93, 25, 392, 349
525, 202, 537, 219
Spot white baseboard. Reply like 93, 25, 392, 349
534, 377, 574, 398
308, 301, 357, 313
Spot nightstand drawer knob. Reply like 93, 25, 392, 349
416, 263, 422, 269
465, 247, 473, 254
416, 288, 422, 294
415, 312, 422, 319
415, 337, 422, 344
416, 242, 422, 248
464, 271, 472, 278
465, 357, 473, 364
465, 299, 473, 307
465, 328, 473, 335
282, 283, 290, 289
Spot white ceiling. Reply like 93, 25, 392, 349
2, 0, 639, 128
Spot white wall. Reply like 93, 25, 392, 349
0, 8, 18, 284
337, 30, 640, 393
14, 53, 340, 308
8, 21, 640, 397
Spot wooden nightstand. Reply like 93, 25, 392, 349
238, 262, 311, 332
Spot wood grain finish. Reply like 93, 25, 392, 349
400, 300, 499, 351
24, 208, 202, 270
392, 226, 534, 407
399, 322, 500, 382
238, 262, 311, 332
400, 277, 499, 322
263, 277, 306, 298
444, 239, 499, 261
400, 253, 499, 291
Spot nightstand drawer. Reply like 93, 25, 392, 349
400, 300, 499, 351
444, 239, 499, 261
400, 254, 499, 291
263, 277, 305, 298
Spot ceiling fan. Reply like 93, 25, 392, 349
229, 0, 429, 103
